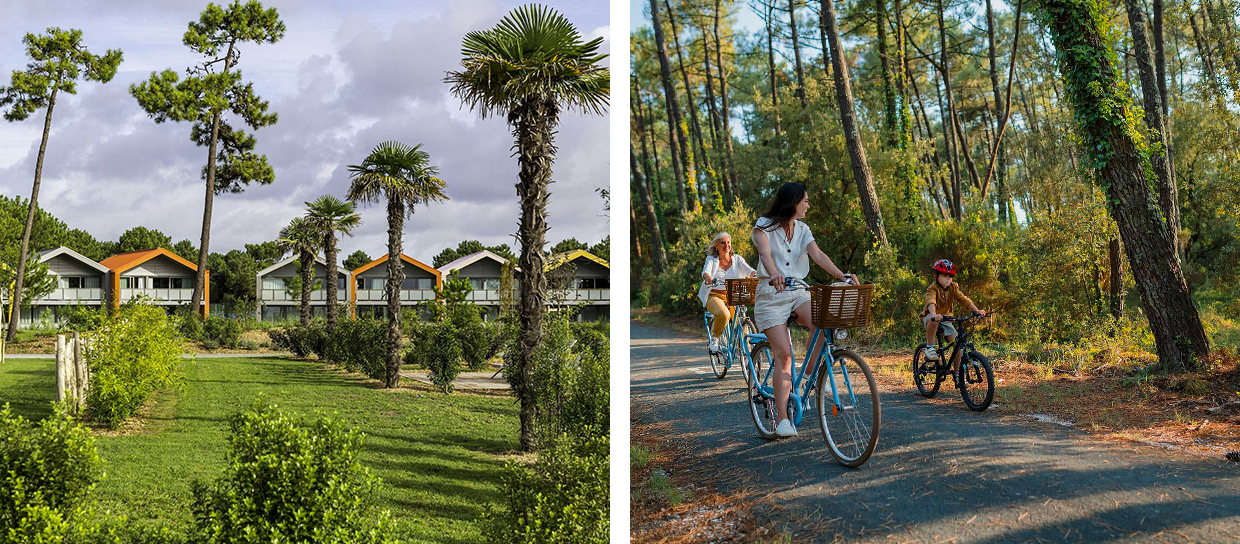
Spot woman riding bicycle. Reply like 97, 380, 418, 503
751, 182, 857, 439
699, 232, 757, 354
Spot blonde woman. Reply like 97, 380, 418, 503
699, 232, 756, 353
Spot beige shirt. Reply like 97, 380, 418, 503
753, 218, 814, 280
922, 281, 975, 318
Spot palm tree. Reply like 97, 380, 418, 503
305, 195, 361, 331
277, 217, 319, 326
347, 141, 448, 388
445, 4, 609, 452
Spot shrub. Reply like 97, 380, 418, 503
483, 431, 609, 544
456, 317, 503, 371
423, 321, 462, 394
199, 340, 220, 351
201, 317, 241, 349
237, 340, 259, 351
174, 308, 203, 341
320, 318, 387, 380
0, 403, 102, 541
61, 305, 105, 333
268, 322, 326, 358
190, 400, 398, 544
85, 301, 185, 429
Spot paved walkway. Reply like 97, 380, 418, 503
631, 321, 1240, 543
400, 370, 510, 390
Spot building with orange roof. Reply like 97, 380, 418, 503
99, 248, 208, 317
350, 253, 441, 318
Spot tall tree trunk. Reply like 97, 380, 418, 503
1038, 0, 1209, 371
193, 42, 236, 320
633, 79, 668, 260
299, 248, 313, 326
934, 2, 963, 219
6, 86, 59, 342
876, 0, 899, 146
666, 0, 712, 209
384, 198, 405, 388
632, 149, 669, 273
633, 77, 662, 214
714, 0, 741, 203
821, 0, 889, 245
325, 234, 339, 330
1124, 0, 1180, 256
985, 0, 1009, 222
1109, 237, 1123, 319
934, 74, 962, 219
789, 0, 808, 107
1153, 0, 1168, 118
1189, 9, 1220, 94
701, 35, 728, 204
766, 0, 784, 143
650, 0, 697, 212
514, 96, 556, 451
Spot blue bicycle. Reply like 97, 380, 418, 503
745, 277, 881, 467
702, 278, 761, 380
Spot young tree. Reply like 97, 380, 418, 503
820, 0, 888, 246
130, 1, 284, 319
276, 217, 318, 326
305, 195, 361, 330
343, 250, 372, 272
0, 28, 122, 342
446, 4, 609, 452
1036, 0, 1209, 371
347, 141, 448, 388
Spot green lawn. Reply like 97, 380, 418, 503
0, 356, 519, 543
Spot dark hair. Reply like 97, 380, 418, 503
760, 182, 807, 231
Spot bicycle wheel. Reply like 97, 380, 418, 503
738, 318, 757, 384
959, 351, 995, 411
912, 345, 943, 398
747, 341, 779, 439
709, 349, 727, 378
816, 349, 880, 467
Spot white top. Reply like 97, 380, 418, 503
752, 218, 814, 280
697, 254, 756, 306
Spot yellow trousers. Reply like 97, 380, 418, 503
706, 292, 733, 337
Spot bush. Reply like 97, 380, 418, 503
483, 431, 609, 544
423, 321, 462, 394
174, 308, 203, 342
199, 340, 220, 351
320, 318, 388, 380
268, 322, 326, 358
455, 315, 503, 371
0, 403, 102, 541
201, 317, 241, 349
85, 301, 185, 429
190, 400, 398, 544
237, 340, 259, 351
61, 305, 105, 333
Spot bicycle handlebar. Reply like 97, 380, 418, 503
933, 311, 992, 324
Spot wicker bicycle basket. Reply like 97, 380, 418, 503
725, 277, 761, 306
810, 283, 875, 329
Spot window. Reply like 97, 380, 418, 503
337, 277, 346, 289
482, 278, 501, 290
263, 278, 285, 290
171, 277, 192, 289
576, 278, 609, 289
119, 277, 138, 289
152, 277, 171, 289
83, 277, 100, 288
401, 277, 433, 290
369, 278, 384, 290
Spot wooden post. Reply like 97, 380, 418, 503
72, 331, 85, 411
55, 334, 66, 403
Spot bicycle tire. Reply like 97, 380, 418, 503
816, 349, 881, 467
959, 351, 995, 411
738, 318, 757, 384
912, 345, 942, 398
709, 348, 727, 378
747, 341, 779, 439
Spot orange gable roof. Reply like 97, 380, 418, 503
351, 253, 441, 285
99, 248, 199, 273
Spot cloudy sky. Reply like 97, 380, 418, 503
0, 0, 610, 261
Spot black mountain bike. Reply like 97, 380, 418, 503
912, 312, 995, 411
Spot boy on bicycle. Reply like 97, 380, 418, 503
922, 259, 985, 374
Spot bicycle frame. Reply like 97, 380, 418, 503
703, 304, 751, 370
751, 313, 858, 426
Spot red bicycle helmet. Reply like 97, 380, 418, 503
932, 259, 956, 275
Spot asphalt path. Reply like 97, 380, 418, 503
630, 321, 1240, 543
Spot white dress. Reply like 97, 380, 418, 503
752, 218, 815, 332
697, 255, 757, 306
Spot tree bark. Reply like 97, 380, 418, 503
933, 2, 963, 219
701, 35, 728, 204
192, 41, 236, 320
1153, 0, 1168, 118
1189, 9, 1220, 94
666, 0, 711, 209
877, 0, 899, 146
514, 96, 555, 450
6, 86, 58, 342
632, 79, 668, 265
766, 0, 783, 143
934, 74, 962, 219
1124, 0, 1180, 256
985, 0, 1009, 221
821, 0, 888, 246
383, 198, 404, 388
299, 248, 313, 326
650, 0, 697, 212
1109, 237, 1123, 319
1039, 0, 1209, 371
789, 0, 808, 107
632, 149, 669, 273
325, 233, 339, 330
